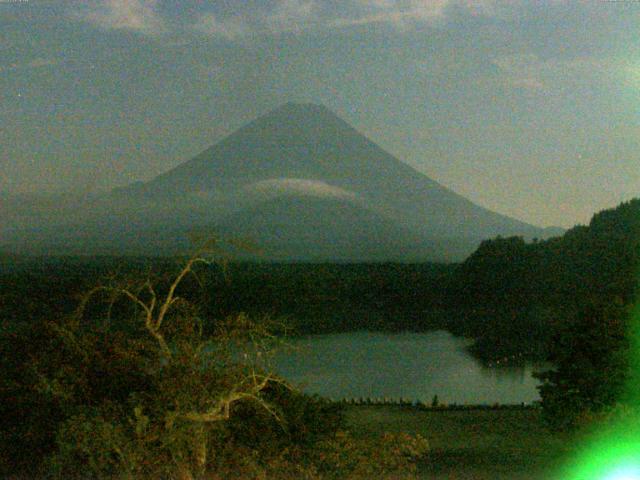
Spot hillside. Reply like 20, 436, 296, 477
446, 198, 640, 360
2, 103, 557, 261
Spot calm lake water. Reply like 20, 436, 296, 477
271, 331, 545, 405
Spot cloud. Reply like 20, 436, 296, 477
193, 0, 317, 39
191, 0, 457, 39
0, 57, 60, 73
191, 0, 447, 39
329, 0, 448, 29
72, 0, 166, 35
328, 0, 512, 30
492, 53, 634, 92
192, 13, 247, 40
70, 0, 582, 42
265, 0, 316, 33
247, 178, 357, 200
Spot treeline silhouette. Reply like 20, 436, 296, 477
0, 258, 454, 343
447, 198, 640, 361
1, 198, 638, 363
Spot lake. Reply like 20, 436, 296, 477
271, 330, 545, 405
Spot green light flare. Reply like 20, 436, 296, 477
560, 429, 640, 480
603, 466, 640, 480
558, 304, 640, 479
603, 465, 640, 480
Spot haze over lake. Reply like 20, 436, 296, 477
272, 331, 544, 405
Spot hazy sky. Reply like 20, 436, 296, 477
1, 0, 639, 228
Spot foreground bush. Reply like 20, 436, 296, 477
535, 301, 630, 430
1, 250, 428, 478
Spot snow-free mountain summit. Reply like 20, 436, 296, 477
2, 103, 559, 260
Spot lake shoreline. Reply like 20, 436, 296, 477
272, 330, 545, 405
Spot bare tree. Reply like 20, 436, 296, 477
67, 243, 292, 479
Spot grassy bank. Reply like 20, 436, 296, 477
344, 405, 577, 479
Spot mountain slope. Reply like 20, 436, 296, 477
213, 195, 434, 262
126, 102, 546, 241
3, 103, 559, 260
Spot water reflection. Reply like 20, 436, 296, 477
272, 330, 544, 404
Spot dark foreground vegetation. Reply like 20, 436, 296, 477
0, 252, 428, 478
1, 198, 638, 477
451, 198, 640, 363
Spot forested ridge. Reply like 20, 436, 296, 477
447, 198, 640, 361
1, 198, 638, 363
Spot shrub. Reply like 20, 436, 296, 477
312, 430, 429, 479
2, 250, 428, 479
535, 301, 630, 430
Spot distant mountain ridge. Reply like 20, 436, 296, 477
2, 103, 561, 261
